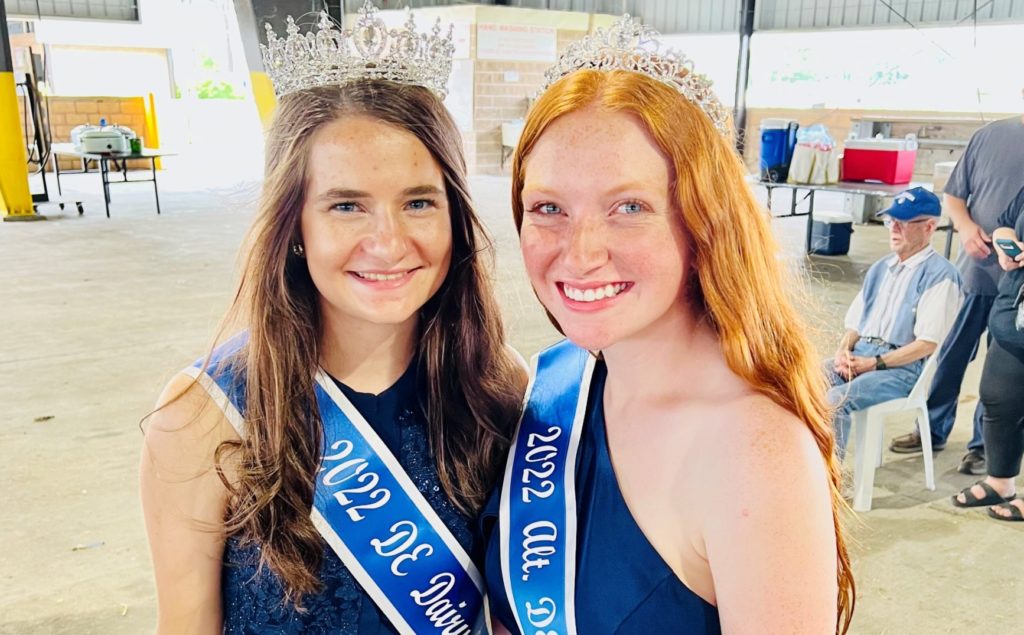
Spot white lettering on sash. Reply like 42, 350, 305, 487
410, 572, 473, 634
521, 426, 562, 503
275, 376, 486, 635
514, 422, 569, 630
504, 345, 595, 635
321, 439, 393, 521
521, 520, 558, 581
369, 520, 436, 577
518, 425, 563, 582
526, 596, 558, 631
322, 442, 480, 630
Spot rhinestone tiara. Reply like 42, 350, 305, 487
260, 1, 455, 99
541, 14, 730, 136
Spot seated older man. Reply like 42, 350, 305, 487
828, 187, 963, 457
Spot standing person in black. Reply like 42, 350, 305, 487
951, 186, 1024, 521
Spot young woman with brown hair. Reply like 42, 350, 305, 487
484, 16, 854, 635
140, 7, 524, 633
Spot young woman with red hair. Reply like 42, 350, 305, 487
483, 16, 854, 635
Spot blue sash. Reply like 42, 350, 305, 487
186, 335, 487, 635
499, 340, 596, 635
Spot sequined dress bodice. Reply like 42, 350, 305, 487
221, 362, 476, 634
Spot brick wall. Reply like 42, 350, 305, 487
472, 60, 546, 175
15, 96, 150, 172
472, 29, 587, 176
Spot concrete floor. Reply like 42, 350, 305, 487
0, 168, 1020, 634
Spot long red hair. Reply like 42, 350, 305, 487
511, 69, 854, 633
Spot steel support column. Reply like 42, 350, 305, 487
234, 1, 315, 129
732, 0, 755, 156
0, 0, 38, 219
232, 0, 276, 129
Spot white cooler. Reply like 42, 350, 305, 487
79, 130, 130, 153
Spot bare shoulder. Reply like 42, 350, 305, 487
704, 392, 828, 489
141, 371, 240, 631
142, 371, 242, 481
696, 394, 839, 633
695, 390, 835, 569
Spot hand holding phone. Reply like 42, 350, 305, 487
994, 237, 1024, 272
994, 237, 1023, 259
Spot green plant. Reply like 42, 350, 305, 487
195, 79, 244, 100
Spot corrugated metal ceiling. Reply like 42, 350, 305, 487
7, 0, 139, 21
339, 0, 1024, 33
7, 1, 1020, 30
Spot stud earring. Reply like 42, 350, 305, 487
291, 243, 305, 258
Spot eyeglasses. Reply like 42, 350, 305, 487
883, 217, 932, 229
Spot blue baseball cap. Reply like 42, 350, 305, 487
877, 186, 941, 221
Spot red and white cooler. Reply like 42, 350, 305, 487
841, 134, 918, 184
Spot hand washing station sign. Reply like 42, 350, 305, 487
477, 23, 557, 62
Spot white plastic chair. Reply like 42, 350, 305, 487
849, 354, 940, 512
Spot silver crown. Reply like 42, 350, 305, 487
260, 1, 455, 99
541, 14, 730, 136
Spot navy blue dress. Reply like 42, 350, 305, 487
221, 361, 477, 634
483, 362, 721, 634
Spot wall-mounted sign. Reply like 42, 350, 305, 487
476, 23, 556, 62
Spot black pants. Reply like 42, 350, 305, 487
980, 339, 1024, 478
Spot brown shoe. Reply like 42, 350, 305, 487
958, 449, 986, 475
889, 430, 946, 454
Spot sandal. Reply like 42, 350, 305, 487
950, 480, 1016, 508
987, 501, 1024, 522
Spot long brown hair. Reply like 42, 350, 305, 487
511, 70, 855, 633
212, 80, 524, 604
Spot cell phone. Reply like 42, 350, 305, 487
995, 238, 1023, 259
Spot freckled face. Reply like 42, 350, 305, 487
519, 107, 691, 351
299, 115, 452, 334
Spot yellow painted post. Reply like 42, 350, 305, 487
250, 70, 277, 130
143, 93, 162, 170
0, 71, 36, 219
233, 1, 276, 130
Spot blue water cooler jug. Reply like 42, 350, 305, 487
760, 119, 799, 182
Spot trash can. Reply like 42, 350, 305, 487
810, 211, 854, 256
